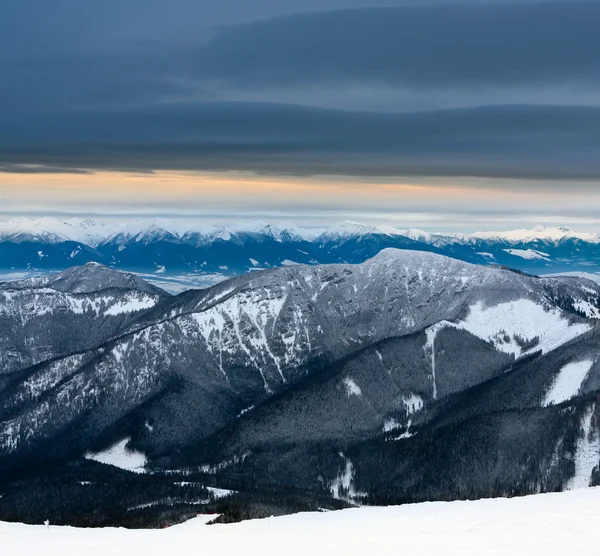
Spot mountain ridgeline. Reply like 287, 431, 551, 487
0, 249, 600, 526
2, 217, 600, 276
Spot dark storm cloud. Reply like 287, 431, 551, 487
1, 1, 600, 179
195, 3, 600, 89
0, 164, 92, 175
2, 102, 600, 180
4, 2, 600, 108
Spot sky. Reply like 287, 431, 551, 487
1, 0, 600, 230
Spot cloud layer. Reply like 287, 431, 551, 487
1, 1, 600, 187
2, 102, 600, 180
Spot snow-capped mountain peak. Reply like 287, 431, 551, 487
0, 217, 124, 247
319, 220, 373, 238
2, 217, 600, 276
225, 221, 323, 242
469, 225, 600, 244
2, 217, 599, 248
318, 220, 405, 241
396, 228, 434, 243
273, 221, 325, 241
7, 261, 167, 295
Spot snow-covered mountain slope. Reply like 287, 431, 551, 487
0, 264, 168, 376
545, 271, 600, 284
2, 487, 600, 555
0, 217, 117, 246
0, 218, 593, 249
313, 220, 407, 241
6, 262, 167, 295
1, 249, 598, 478
468, 225, 600, 245
3, 217, 600, 275
188, 327, 600, 504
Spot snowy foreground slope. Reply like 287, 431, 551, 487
2, 488, 600, 556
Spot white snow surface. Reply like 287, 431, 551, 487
0, 217, 118, 246
0, 217, 324, 246
132, 272, 228, 294
459, 299, 591, 357
470, 225, 600, 244
3, 488, 600, 555
2, 218, 600, 250
318, 220, 395, 239
329, 454, 365, 501
572, 299, 600, 318
342, 377, 362, 397
102, 294, 157, 315
544, 271, 600, 285
383, 418, 401, 432
84, 438, 147, 473
503, 248, 550, 260
567, 405, 600, 490
543, 360, 595, 407
403, 394, 424, 415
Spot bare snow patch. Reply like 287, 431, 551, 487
403, 394, 424, 415
343, 377, 362, 397
393, 419, 415, 441
238, 405, 255, 417
574, 300, 600, 319
383, 418, 401, 432
206, 486, 234, 499
543, 360, 595, 407
424, 321, 456, 399
544, 271, 600, 285
503, 249, 550, 260
103, 294, 157, 316
460, 299, 590, 357
567, 405, 600, 490
330, 454, 366, 502
84, 438, 147, 474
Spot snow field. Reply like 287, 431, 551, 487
543, 360, 595, 407
2, 488, 600, 555
84, 438, 147, 473
503, 249, 550, 260
460, 299, 591, 357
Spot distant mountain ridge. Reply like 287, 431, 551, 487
1, 217, 600, 276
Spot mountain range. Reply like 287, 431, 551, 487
0, 250, 599, 526
2, 217, 600, 277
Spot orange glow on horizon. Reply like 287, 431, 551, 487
0, 169, 548, 203
0, 169, 595, 230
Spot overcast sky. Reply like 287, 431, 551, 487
1, 0, 599, 230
